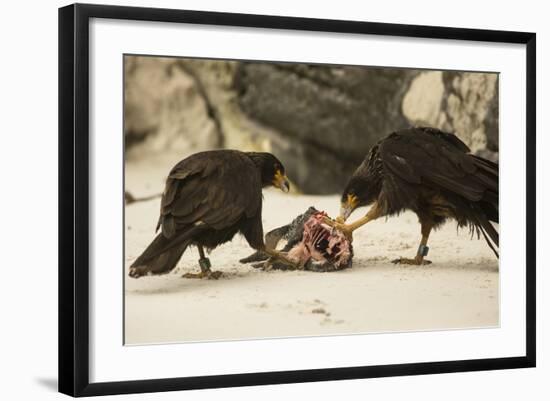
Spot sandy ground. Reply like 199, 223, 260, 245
124, 158, 499, 345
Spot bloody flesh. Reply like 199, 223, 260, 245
287, 211, 352, 269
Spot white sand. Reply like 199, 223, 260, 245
124, 160, 499, 345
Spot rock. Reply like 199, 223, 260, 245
235, 63, 417, 193
125, 56, 275, 160
403, 70, 499, 155
175, 59, 272, 151
124, 56, 221, 158
443, 72, 499, 153
402, 71, 445, 126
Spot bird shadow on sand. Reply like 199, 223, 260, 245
125, 255, 498, 296
334, 255, 499, 273
391, 259, 499, 273
126, 266, 267, 295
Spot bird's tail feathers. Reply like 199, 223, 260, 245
129, 225, 205, 278
474, 211, 499, 259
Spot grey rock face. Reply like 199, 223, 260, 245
235, 63, 417, 193
124, 56, 277, 160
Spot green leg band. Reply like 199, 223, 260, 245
418, 244, 429, 257
199, 257, 211, 271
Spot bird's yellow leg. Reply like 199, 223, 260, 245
324, 202, 383, 241
393, 222, 433, 265
347, 204, 382, 231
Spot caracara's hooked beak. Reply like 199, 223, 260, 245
273, 170, 290, 193
339, 193, 359, 222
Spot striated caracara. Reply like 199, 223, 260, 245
325, 127, 499, 265
129, 150, 291, 279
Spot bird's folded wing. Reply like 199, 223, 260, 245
379, 130, 495, 202
159, 152, 262, 234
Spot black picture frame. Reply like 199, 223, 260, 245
58, 3, 536, 397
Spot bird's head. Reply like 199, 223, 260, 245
339, 177, 372, 222
247, 152, 290, 193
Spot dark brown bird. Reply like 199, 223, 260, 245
129, 150, 291, 279
326, 127, 498, 265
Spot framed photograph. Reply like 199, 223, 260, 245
58, 3, 536, 397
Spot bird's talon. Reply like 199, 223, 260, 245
182, 272, 204, 279
322, 216, 335, 227
208, 271, 223, 279
335, 223, 353, 241
321, 217, 353, 241
392, 257, 432, 266
182, 269, 223, 279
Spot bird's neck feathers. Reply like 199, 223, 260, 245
345, 175, 380, 206
245, 152, 276, 187
246, 152, 266, 167
365, 145, 382, 170
346, 147, 383, 206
